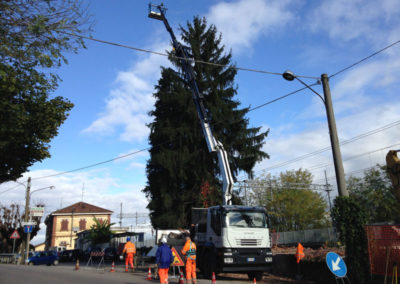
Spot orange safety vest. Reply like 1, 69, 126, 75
295, 243, 305, 263
123, 241, 136, 254
181, 240, 196, 261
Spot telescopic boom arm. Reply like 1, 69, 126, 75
148, 3, 234, 205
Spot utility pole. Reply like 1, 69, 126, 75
24, 177, 31, 265
321, 74, 348, 197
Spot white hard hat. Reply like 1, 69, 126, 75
161, 237, 167, 244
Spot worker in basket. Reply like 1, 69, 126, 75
181, 236, 197, 284
122, 237, 136, 272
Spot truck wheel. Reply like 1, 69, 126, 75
248, 271, 263, 281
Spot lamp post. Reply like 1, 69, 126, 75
282, 71, 348, 197
16, 177, 55, 264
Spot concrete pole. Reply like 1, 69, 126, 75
321, 74, 348, 197
24, 177, 31, 264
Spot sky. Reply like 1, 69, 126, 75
1, 0, 400, 245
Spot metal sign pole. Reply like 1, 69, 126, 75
12, 238, 16, 254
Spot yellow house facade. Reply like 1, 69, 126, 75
45, 202, 113, 250
34, 242, 45, 252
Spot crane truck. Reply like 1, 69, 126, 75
148, 4, 273, 281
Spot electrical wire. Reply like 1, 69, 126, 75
32, 146, 153, 181
21, 35, 400, 181
248, 84, 318, 112
313, 164, 382, 184
0, 182, 26, 195
30, 83, 319, 181
329, 39, 400, 79
61, 31, 319, 79
63, 32, 400, 81
237, 120, 400, 179
308, 143, 400, 172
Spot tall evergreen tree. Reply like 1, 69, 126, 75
143, 17, 269, 228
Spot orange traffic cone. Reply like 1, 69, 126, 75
179, 272, 184, 284
212, 272, 216, 284
146, 267, 152, 280
75, 259, 80, 270
110, 261, 115, 272
253, 277, 257, 284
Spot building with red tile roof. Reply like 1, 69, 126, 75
45, 202, 113, 250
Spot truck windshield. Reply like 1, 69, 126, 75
226, 211, 266, 228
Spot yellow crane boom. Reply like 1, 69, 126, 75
386, 150, 400, 203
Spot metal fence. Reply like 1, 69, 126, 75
0, 253, 16, 264
271, 227, 337, 246
365, 225, 400, 276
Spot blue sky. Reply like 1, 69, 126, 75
1, 0, 400, 244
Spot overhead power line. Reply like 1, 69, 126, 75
243, 119, 400, 176
62, 31, 318, 79
0, 181, 27, 195
32, 147, 153, 181
248, 84, 318, 112
26, 34, 400, 181
329, 39, 400, 78
308, 142, 400, 172
314, 164, 384, 184
64, 32, 400, 82
30, 83, 322, 181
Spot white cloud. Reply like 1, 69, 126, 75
253, 101, 400, 188
82, 41, 170, 141
207, 0, 294, 53
308, 0, 400, 46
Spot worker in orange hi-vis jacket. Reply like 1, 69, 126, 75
122, 237, 136, 272
181, 236, 197, 284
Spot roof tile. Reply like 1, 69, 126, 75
52, 202, 113, 214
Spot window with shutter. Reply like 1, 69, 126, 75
61, 219, 69, 231
79, 219, 86, 230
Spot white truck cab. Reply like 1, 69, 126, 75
192, 206, 272, 281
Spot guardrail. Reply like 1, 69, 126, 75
0, 253, 17, 264
271, 227, 337, 246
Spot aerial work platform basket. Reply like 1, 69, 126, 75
148, 3, 165, 20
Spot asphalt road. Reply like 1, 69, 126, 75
0, 263, 257, 284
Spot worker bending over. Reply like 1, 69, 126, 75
122, 237, 136, 272
181, 236, 197, 284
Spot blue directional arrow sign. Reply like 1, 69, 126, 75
24, 225, 33, 233
326, 252, 347, 278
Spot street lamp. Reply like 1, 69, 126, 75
282, 70, 349, 197
16, 177, 55, 264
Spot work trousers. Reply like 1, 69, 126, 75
158, 267, 169, 284
125, 253, 134, 271
185, 258, 196, 283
